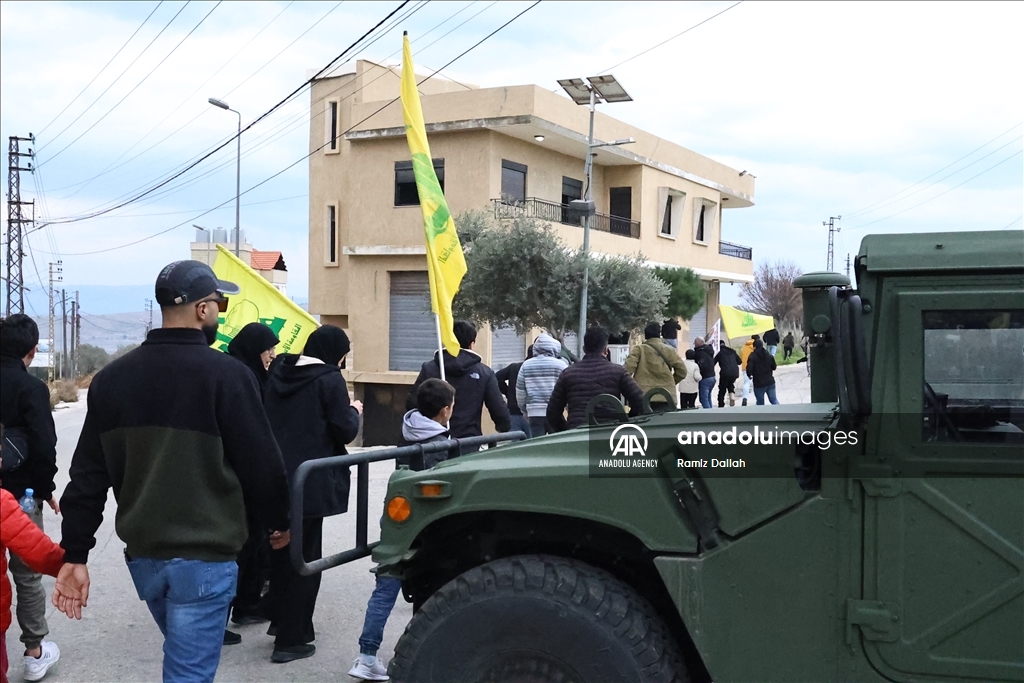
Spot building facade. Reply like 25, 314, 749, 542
308, 61, 755, 444
190, 227, 288, 294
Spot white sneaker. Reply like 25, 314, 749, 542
23, 641, 60, 681
348, 655, 389, 681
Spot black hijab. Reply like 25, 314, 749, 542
227, 322, 279, 391
302, 325, 350, 366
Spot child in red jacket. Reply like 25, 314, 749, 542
2, 478, 65, 682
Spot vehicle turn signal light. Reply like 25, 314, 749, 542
419, 483, 444, 498
387, 496, 411, 523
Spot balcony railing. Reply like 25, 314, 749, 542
492, 197, 641, 239
719, 240, 753, 260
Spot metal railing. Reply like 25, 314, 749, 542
492, 198, 641, 239
719, 240, 753, 260
289, 431, 528, 576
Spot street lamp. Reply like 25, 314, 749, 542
192, 224, 214, 266
208, 97, 242, 257
556, 74, 634, 358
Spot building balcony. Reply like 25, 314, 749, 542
491, 197, 641, 239
719, 240, 752, 260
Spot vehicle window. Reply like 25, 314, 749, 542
922, 309, 1024, 444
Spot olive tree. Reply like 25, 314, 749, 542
653, 266, 705, 321
453, 212, 668, 341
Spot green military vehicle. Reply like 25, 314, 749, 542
292, 230, 1023, 682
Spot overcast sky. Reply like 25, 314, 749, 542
2, 0, 1021, 315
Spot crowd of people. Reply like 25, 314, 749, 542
1, 258, 795, 683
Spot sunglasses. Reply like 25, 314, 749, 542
195, 296, 229, 313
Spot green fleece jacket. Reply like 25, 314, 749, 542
623, 338, 688, 404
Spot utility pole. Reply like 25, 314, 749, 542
823, 216, 841, 272
73, 291, 81, 378
845, 253, 851, 278
61, 289, 68, 380
5, 134, 34, 316
70, 297, 77, 378
145, 298, 153, 335
47, 261, 62, 383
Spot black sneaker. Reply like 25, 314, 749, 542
742, 399, 748, 406
272, 644, 316, 663
232, 611, 268, 626
223, 630, 242, 646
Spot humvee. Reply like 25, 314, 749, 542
291, 230, 1023, 682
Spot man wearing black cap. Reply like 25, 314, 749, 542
52, 261, 292, 682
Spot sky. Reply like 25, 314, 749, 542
2, 0, 1021, 317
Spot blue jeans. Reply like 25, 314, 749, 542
528, 416, 549, 437
754, 384, 779, 405
510, 414, 531, 438
127, 556, 238, 683
698, 377, 716, 409
767, 345, 778, 358
358, 576, 402, 656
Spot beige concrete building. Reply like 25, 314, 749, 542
308, 61, 755, 444
190, 227, 288, 294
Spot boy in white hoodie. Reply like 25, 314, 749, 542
348, 379, 454, 681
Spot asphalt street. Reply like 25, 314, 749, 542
5, 392, 411, 683
6, 363, 810, 682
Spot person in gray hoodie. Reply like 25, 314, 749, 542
515, 334, 568, 437
348, 379, 454, 681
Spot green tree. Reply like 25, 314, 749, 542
77, 344, 111, 375
453, 212, 668, 340
112, 343, 139, 360
653, 266, 705, 321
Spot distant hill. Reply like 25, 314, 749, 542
32, 311, 148, 354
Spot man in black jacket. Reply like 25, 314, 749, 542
547, 327, 646, 431
52, 261, 292, 681
406, 321, 510, 451
693, 337, 717, 409
0, 314, 60, 677
763, 327, 781, 358
495, 346, 531, 438
714, 342, 742, 408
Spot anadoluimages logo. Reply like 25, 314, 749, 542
609, 424, 649, 457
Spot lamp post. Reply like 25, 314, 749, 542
556, 75, 634, 358
208, 97, 242, 257
192, 224, 214, 266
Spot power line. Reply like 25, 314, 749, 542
846, 150, 1023, 231
48, 0, 542, 256
39, 1, 223, 168
39, 1, 414, 226
1001, 215, 1023, 229
599, 1, 743, 73
36, 1, 191, 154
51, 1, 297, 199
37, 2, 165, 138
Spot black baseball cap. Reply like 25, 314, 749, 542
154, 260, 240, 307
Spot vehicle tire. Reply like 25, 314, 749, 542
388, 554, 689, 683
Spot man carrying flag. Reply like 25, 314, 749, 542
398, 33, 509, 448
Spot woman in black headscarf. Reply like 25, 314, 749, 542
222, 323, 280, 636
227, 322, 280, 393
262, 325, 363, 663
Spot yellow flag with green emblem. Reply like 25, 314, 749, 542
211, 244, 319, 355
401, 33, 467, 357
718, 304, 775, 340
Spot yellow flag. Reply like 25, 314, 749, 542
718, 304, 775, 341
211, 244, 319, 354
401, 33, 467, 357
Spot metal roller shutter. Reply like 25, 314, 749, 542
491, 326, 525, 371
689, 304, 707, 340
389, 271, 436, 371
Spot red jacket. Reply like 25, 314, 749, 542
1, 489, 64, 633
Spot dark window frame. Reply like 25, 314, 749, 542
395, 159, 445, 206
501, 159, 527, 203
327, 204, 337, 264
329, 101, 338, 151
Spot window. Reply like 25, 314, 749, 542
609, 187, 632, 236
395, 159, 444, 206
501, 160, 527, 203
561, 176, 583, 224
325, 204, 338, 265
389, 272, 436, 371
922, 309, 1024, 444
693, 198, 717, 244
325, 100, 339, 153
658, 188, 686, 238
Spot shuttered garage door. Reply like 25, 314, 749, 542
491, 326, 525, 371
689, 304, 707, 340
389, 271, 436, 371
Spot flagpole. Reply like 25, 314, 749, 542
434, 313, 447, 382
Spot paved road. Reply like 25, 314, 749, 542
6, 392, 412, 683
